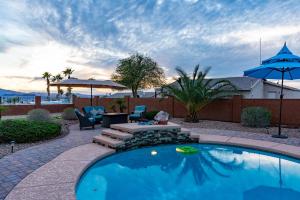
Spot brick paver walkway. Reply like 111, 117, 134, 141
0, 124, 100, 200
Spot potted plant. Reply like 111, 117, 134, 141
110, 99, 127, 113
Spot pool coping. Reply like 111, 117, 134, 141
5, 133, 300, 200
195, 134, 300, 160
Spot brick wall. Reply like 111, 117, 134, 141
74, 95, 300, 127
4, 95, 300, 127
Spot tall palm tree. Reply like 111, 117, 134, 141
164, 65, 237, 122
42, 72, 52, 100
63, 67, 74, 99
52, 74, 63, 99
62, 67, 74, 79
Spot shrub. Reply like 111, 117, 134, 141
241, 107, 271, 128
62, 108, 77, 120
145, 110, 159, 120
0, 119, 61, 143
27, 109, 51, 122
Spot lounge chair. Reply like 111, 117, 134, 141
82, 106, 105, 124
129, 105, 147, 122
75, 109, 95, 130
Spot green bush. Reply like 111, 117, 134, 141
145, 110, 159, 120
241, 107, 271, 128
0, 119, 61, 143
27, 109, 51, 122
62, 107, 77, 120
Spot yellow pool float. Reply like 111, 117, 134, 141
176, 146, 198, 154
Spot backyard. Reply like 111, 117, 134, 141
1, 13, 300, 200
1, 63, 300, 199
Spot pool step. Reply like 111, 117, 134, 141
189, 132, 200, 140
102, 129, 133, 140
93, 135, 124, 148
179, 128, 191, 135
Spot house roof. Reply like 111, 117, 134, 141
206, 76, 260, 91
164, 76, 300, 92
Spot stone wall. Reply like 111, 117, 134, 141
117, 128, 194, 151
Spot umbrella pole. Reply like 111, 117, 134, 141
90, 85, 93, 106
272, 70, 288, 139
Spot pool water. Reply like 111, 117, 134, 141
76, 144, 300, 200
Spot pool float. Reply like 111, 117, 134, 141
176, 146, 198, 154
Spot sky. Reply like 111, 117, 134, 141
1, 0, 300, 94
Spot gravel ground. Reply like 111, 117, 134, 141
171, 118, 300, 138
0, 120, 77, 159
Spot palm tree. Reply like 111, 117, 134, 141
42, 72, 52, 100
164, 65, 237, 122
62, 67, 74, 79
58, 88, 64, 97
52, 74, 63, 99
63, 67, 74, 99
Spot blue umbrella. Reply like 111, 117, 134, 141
244, 42, 300, 138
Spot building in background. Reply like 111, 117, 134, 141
106, 91, 155, 98
157, 76, 300, 99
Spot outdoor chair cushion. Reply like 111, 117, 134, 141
129, 105, 147, 121
129, 113, 142, 118
83, 106, 105, 123
83, 106, 105, 115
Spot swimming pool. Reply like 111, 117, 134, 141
76, 144, 300, 200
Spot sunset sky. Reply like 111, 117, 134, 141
1, 0, 300, 94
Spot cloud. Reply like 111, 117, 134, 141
1, 0, 300, 91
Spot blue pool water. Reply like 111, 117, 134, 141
76, 144, 300, 200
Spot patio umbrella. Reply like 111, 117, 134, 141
50, 78, 126, 106
244, 42, 300, 138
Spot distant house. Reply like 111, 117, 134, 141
106, 91, 156, 98
157, 76, 300, 99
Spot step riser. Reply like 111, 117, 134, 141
102, 129, 133, 140
93, 135, 124, 149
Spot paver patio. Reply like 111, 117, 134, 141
0, 124, 100, 200
5, 126, 300, 200
2, 122, 300, 200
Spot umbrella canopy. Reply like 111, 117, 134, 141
244, 42, 300, 79
244, 42, 300, 138
50, 78, 126, 89
50, 78, 127, 105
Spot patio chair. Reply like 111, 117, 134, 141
75, 109, 95, 130
82, 106, 105, 124
129, 105, 147, 122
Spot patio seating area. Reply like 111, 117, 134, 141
74, 105, 147, 130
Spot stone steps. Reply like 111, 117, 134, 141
179, 128, 191, 136
93, 123, 193, 150
102, 129, 133, 140
190, 132, 200, 140
93, 135, 124, 148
